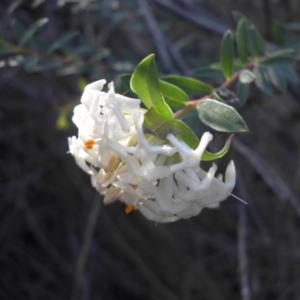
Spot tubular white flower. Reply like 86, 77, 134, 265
68, 79, 236, 223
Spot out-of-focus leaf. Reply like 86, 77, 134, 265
47, 31, 79, 53
20, 18, 48, 46
236, 81, 250, 106
236, 18, 248, 63
232, 11, 247, 23
260, 54, 295, 66
267, 66, 287, 92
11, 20, 26, 42
120, 73, 131, 90
253, 66, 273, 96
159, 80, 189, 109
202, 134, 234, 161
239, 70, 255, 84
181, 110, 204, 138
162, 75, 213, 95
31, 0, 46, 8
192, 66, 225, 80
56, 113, 70, 130
248, 24, 266, 57
7, 0, 23, 14
78, 77, 88, 92
34, 60, 63, 71
220, 30, 234, 79
197, 99, 248, 132
280, 66, 299, 85
271, 21, 288, 46
285, 22, 300, 31
130, 54, 173, 121
24, 55, 39, 72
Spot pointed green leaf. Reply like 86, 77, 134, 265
271, 21, 288, 46
248, 24, 266, 57
47, 31, 79, 53
202, 134, 234, 161
232, 11, 247, 23
197, 99, 248, 132
236, 81, 250, 106
130, 54, 173, 121
162, 75, 213, 95
236, 18, 248, 63
260, 54, 295, 66
280, 66, 299, 85
7, 0, 23, 14
159, 80, 189, 109
221, 30, 234, 79
20, 17, 48, 46
11, 20, 26, 42
192, 66, 225, 80
267, 66, 287, 92
253, 66, 273, 96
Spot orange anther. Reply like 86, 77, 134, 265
84, 139, 95, 149
125, 204, 136, 214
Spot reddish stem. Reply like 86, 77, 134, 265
174, 63, 254, 120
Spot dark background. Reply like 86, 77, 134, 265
1, 0, 300, 299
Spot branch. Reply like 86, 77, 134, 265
71, 196, 102, 300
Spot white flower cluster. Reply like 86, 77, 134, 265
68, 80, 236, 223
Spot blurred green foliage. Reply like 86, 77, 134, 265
1, 1, 300, 300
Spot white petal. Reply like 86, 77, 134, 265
225, 160, 236, 189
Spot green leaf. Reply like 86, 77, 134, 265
260, 54, 295, 66
202, 134, 234, 161
162, 75, 213, 95
170, 120, 199, 149
197, 99, 248, 132
236, 18, 248, 63
143, 108, 179, 140
232, 11, 247, 23
253, 66, 273, 96
192, 66, 225, 80
220, 30, 234, 79
130, 54, 173, 121
271, 21, 288, 46
143, 108, 199, 149
159, 80, 189, 109
47, 31, 79, 53
280, 66, 299, 85
239, 70, 255, 84
236, 81, 250, 106
11, 20, 26, 42
248, 24, 266, 57
20, 17, 48, 46
267, 66, 286, 92
7, 0, 23, 14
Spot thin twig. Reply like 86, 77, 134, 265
234, 139, 300, 218
137, 0, 177, 73
71, 196, 102, 300
238, 203, 251, 300
153, 0, 228, 35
